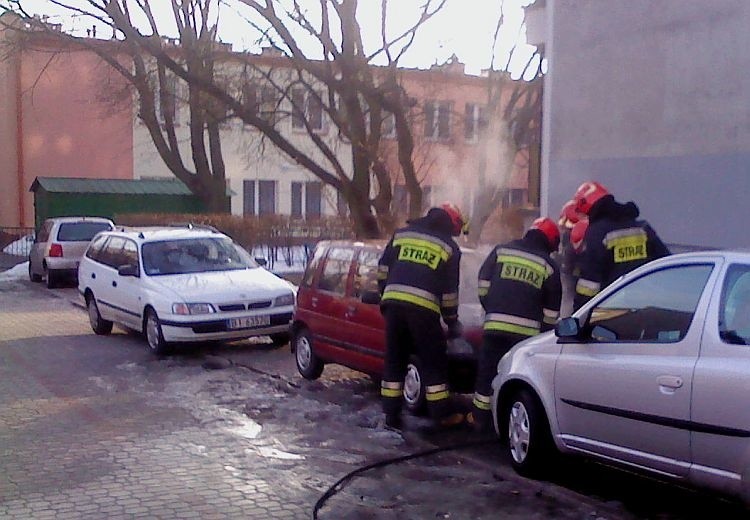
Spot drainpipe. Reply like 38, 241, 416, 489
15, 50, 25, 227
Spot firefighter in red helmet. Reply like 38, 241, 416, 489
558, 200, 588, 316
377, 202, 468, 430
467, 217, 562, 433
571, 181, 670, 310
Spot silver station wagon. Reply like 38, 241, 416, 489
491, 250, 750, 504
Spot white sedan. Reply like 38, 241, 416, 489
492, 250, 750, 505
78, 227, 296, 355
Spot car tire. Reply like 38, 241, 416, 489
144, 308, 170, 356
45, 267, 57, 289
505, 388, 556, 478
293, 327, 323, 380
29, 262, 42, 283
86, 294, 113, 335
269, 332, 290, 348
404, 356, 427, 415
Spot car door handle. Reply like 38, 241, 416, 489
311, 296, 318, 307
657, 375, 683, 389
112, 281, 117, 288
344, 305, 357, 318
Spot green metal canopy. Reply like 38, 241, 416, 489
29, 177, 232, 229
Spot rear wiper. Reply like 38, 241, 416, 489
720, 330, 747, 345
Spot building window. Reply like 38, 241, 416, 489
258, 180, 276, 215
393, 184, 407, 215
242, 82, 278, 122
424, 100, 452, 140
243, 180, 255, 216
336, 190, 349, 216
382, 112, 396, 139
305, 181, 322, 218
291, 88, 324, 132
156, 72, 178, 125
502, 188, 527, 208
464, 103, 488, 141
291, 182, 303, 218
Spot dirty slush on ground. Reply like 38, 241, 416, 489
0, 275, 633, 519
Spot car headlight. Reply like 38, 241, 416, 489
172, 303, 216, 315
273, 292, 295, 307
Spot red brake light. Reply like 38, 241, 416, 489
48, 243, 63, 257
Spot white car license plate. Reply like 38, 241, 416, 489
228, 315, 271, 330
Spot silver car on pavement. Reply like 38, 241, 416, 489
29, 216, 114, 288
492, 250, 750, 504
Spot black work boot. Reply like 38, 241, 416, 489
466, 411, 493, 434
385, 413, 402, 430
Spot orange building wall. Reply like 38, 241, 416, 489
1, 38, 134, 227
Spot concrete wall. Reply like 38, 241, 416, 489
542, 0, 750, 248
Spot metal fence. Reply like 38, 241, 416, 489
0, 227, 35, 257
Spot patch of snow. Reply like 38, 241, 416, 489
0, 261, 29, 280
255, 446, 304, 460
2, 234, 34, 255
226, 415, 262, 440
88, 376, 116, 392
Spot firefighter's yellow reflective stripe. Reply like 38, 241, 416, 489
605, 228, 648, 264
384, 284, 439, 303
377, 272, 388, 280
478, 288, 489, 297
576, 278, 600, 297
382, 291, 440, 313
603, 227, 648, 242
484, 321, 539, 336
485, 313, 540, 329
426, 384, 450, 402
478, 279, 491, 288
473, 393, 492, 410
394, 231, 452, 257
442, 292, 458, 307
381, 381, 403, 398
543, 307, 559, 324
497, 248, 553, 274
377, 265, 389, 280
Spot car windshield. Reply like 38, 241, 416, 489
57, 222, 112, 242
141, 237, 257, 276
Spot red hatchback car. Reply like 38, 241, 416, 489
290, 240, 485, 412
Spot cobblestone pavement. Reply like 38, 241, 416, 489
1, 277, 747, 519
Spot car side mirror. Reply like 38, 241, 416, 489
555, 317, 581, 340
361, 290, 381, 305
255, 257, 267, 267
118, 264, 140, 277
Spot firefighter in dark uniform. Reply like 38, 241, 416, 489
377, 203, 468, 430
467, 217, 562, 432
572, 181, 671, 311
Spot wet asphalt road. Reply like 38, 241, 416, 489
1, 276, 748, 519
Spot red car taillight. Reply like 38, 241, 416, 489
48, 243, 63, 257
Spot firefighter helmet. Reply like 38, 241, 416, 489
559, 199, 583, 229
531, 217, 560, 252
440, 202, 469, 236
573, 181, 609, 215
570, 219, 589, 253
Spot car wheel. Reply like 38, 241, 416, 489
45, 267, 57, 289
269, 332, 290, 348
29, 262, 42, 283
506, 388, 555, 478
294, 328, 323, 380
404, 356, 427, 415
144, 308, 170, 356
86, 294, 113, 335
